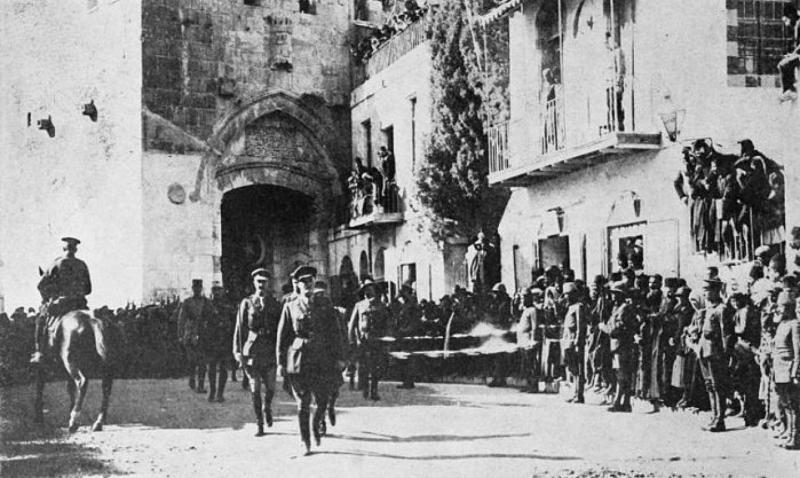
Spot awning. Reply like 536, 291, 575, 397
478, 0, 524, 26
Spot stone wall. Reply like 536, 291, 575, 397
141, 0, 352, 159
0, 0, 144, 310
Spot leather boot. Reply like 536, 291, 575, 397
217, 366, 227, 402
299, 409, 311, 453
252, 393, 265, 436
370, 378, 380, 401
263, 391, 273, 427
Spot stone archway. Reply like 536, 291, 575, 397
209, 91, 342, 297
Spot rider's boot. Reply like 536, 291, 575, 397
30, 316, 46, 364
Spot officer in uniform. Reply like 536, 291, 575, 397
562, 282, 587, 403
601, 280, 637, 412
277, 266, 343, 456
348, 277, 390, 400
32, 237, 92, 363
204, 284, 235, 403
178, 279, 215, 392
233, 268, 281, 436
689, 277, 734, 432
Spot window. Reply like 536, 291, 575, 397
607, 222, 645, 272
299, 0, 317, 14
400, 263, 417, 290
244, 0, 263, 6
727, 0, 791, 87
538, 235, 570, 271
362, 119, 373, 166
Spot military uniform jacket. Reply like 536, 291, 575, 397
561, 302, 587, 352
233, 294, 281, 366
177, 296, 214, 347
692, 301, 734, 359
773, 318, 800, 383
517, 306, 543, 349
348, 298, 390, 346
277, 295, 343, 376
600, 302, 636, 355
38, 256, 91, 300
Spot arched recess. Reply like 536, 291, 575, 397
191, 89, 342, 203
374, 247, 386, 282
359, 251, 370, 281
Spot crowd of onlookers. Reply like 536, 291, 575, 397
0, 299, 189, 386
674, 138, 784, 261
351, 0, 428, 63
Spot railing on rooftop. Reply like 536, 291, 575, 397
365, 19, 428, 78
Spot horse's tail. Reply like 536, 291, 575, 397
88, 317, 108, 361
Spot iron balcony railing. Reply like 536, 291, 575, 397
489, 83, 631, 176
488, 121, 510, 175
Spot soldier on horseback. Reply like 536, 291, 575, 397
31, 236, 92, 364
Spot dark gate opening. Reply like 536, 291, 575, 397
221, 185, 314, 302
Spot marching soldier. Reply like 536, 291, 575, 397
348, 277, 390, 400
203, 284, 235, 402
177, 279, 214, 393
32, 237, 92, 363
233, 268, 281, 436
277, 266, 343, 456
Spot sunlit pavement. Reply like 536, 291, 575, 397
2, 378, 799, 477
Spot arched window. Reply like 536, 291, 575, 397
373, 248, 386, 282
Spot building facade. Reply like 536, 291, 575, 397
484, 0, 800, 292
1, 0, 353, 309
327, 16, 469, 306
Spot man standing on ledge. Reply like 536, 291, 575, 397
32, 236, 91, 363
233, 268, 281, 436
277, 266, 343, 456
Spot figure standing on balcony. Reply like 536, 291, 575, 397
605, 32, 626, 133
540, 68, 561, 154
779, 4, 800, 102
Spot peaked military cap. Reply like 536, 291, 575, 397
291, 265, 317, 281
61, 236, 81, 245
251, 267, 270, 279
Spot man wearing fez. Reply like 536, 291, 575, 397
562, 282, 588, 403
233, 268, 281, 436
348, 277, 391, 400
689, 277, 734, 432
32, 237, 92, 363
178, 279, 215, 392
277, 266, 343, 456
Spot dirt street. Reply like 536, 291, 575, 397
2, 378, 799, 477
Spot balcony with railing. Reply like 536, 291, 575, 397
346, 182, 404, 229
488, 83, 662, 187
353, 18, 429, 86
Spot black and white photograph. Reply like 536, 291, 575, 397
1, 0, 800, 476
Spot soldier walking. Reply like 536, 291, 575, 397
601, 280, 637, 413
177, 279, 214, 393
233, 268, 281, 436
202, 284, 235, 402
277, 266, 343, 456
348, 277, 390, 400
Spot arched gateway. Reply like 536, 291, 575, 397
203, 91, 342, 298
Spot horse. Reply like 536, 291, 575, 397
33, 309, 114, 433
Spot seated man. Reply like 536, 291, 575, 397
32, 236, 92, 363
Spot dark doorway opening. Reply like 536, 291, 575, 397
538, 235, 570, 271
221, 185, 314, 302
